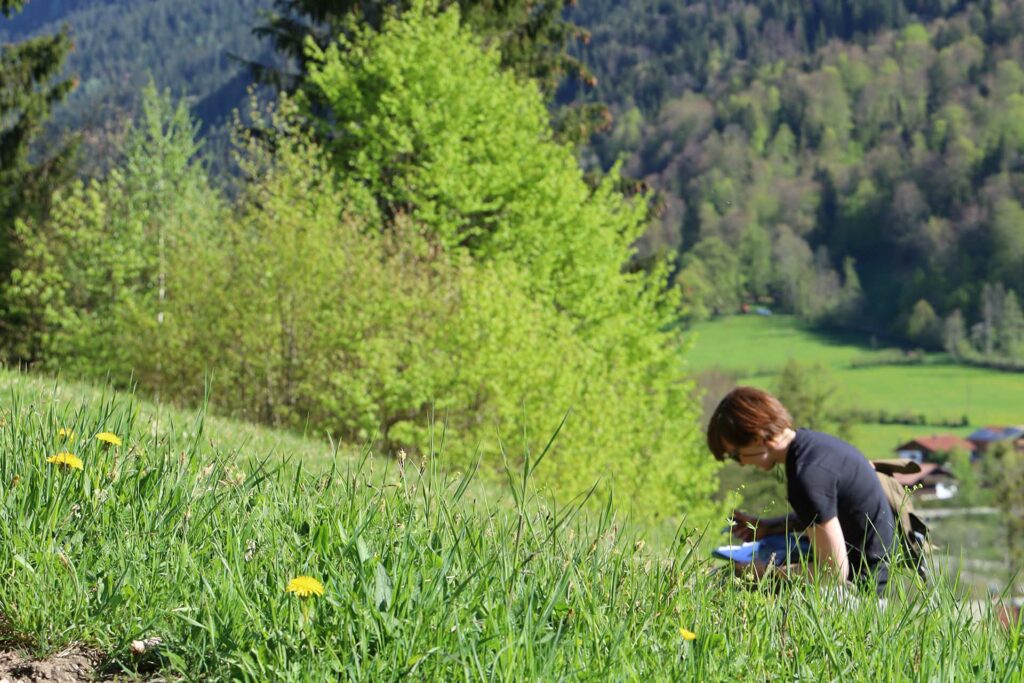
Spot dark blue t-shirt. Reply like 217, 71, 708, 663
786, 429, 895, 591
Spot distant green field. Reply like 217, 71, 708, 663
684, 315, 897, 375
684, 315, 1024, 456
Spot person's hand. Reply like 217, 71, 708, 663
729, 510, 764, 542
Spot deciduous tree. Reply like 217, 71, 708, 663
250, 0, 605, 143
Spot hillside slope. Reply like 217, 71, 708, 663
5, 0, 1023, 348
0, 372, 1018, 679
570, 0, 1024, 352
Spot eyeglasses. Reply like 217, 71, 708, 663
726, 444, 767, 463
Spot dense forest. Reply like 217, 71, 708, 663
4, 0, 1024, 365
0, 0, 277, 174
569, 0, 1024, 365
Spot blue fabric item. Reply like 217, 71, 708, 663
755, 533, 812, 565
711, 542, 758, 564
712, 534, 812, 566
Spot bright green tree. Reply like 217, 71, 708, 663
252, 0, 605, 143
292, 3, 719, 520
998, 289, 1024, 359
992, 444, 1024, 576
300, 3, 644, 321
739, 223, 773, 301
906, 298, 940, 348
775, 359, 838, 431
946, 449, 982, 507
675, 257, 714, 322
254, 0, 590, 94
2, 85, 222, 379
674, 237, 743, 315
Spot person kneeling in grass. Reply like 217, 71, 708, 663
707, 386, 896, 595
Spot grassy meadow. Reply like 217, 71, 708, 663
684, 315, 1023, 457
0, 372, 1021, 680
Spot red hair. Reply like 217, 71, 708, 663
706, 386, 793, 461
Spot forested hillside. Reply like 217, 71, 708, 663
5, 1, 1024, 364
0, 0, 276, 167
570, 0, 1024, 364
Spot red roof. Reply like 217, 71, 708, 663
896, 435, 976, 454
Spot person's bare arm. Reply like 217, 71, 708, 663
745, 516, 849, 581
805, 517, 849, 581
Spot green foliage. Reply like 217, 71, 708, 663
675, 238, 742, 320
4, 10, 720, 524
8, 0, 1024, 362
998, 290, 1024, 358
774, 359, 838, 432
940, 283, 1024, 366
992, 444, 1024, 574
256, 0, 590, 96
0, 0, 273, 173
991, 197, 1024, 284
299, 4, 636, 319
906, 299, 941, 348
288, 6, 719, 520
946, 449, 982, 507
0, 1, 25, 17
573, 0, 1024, 356
942, 309, 968, 359
252, 0, 606, 146
2, 84, 223, 374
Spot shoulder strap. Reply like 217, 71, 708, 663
875, 469, 914, 534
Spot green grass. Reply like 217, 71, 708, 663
830, 364, 1022, 426
0, 375, 1021, 679
0, 370, 344, 471
684, 315, 899, 375
685, 315, 1024, 456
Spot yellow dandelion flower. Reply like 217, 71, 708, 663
57, 428, 76, 443
46, 452, 84, 471
286, 576, 324, 598
679, 627, 696, 641
95, 432, 122, 447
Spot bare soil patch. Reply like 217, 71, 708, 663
0, 646, 103, 683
